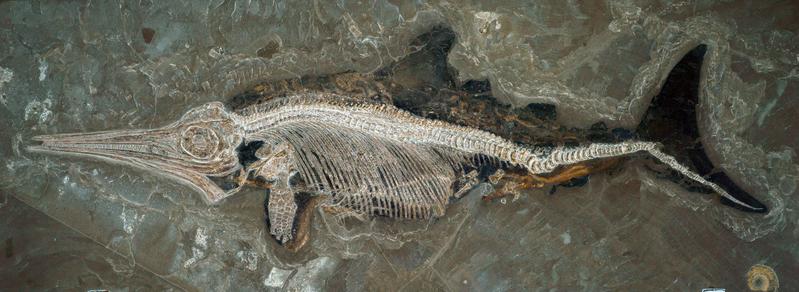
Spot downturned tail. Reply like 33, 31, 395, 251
532, 141, 766, 213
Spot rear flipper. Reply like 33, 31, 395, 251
485, 158, 622, 202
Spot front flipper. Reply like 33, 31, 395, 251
264, 186, 325, 252
266, 187, 298, 244
249, 141, 320, 251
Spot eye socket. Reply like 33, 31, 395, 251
180, 126, 220, 159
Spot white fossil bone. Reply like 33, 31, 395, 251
28, 93, 764, 243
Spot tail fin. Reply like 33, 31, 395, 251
634, 44, 769, 213
639, 44, 767, 213
536, 44, 767, 213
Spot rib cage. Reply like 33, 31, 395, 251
266, 122, 461, 219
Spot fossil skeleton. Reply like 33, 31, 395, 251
28, 92, 766, 249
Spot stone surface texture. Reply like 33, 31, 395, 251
0, 0, 797, 290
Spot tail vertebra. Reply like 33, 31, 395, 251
531, 141, 766, 212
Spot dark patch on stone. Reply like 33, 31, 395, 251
561, 175, 590, 188
379, 26, 458, 90
584, 123, 613, 143
392, 89, 451, 120
461, 79, 491, 94
611, 127, 635, 141
548, 174, 590, 195
522, 103, 557, 122
202, 140, 267, 194
637, 44, 767, 213
257, 40, 280, 59
287, 171, 305, 189
141, 28, 155, 44
589, 122, 608, 133
476, 160, 500, 181
237, 140, 264, 168
226, 91, 265, 111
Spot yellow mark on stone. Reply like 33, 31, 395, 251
747, 264, 778, 291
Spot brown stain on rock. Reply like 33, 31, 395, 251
257, 40, 280, 59
141, 27, 156, 44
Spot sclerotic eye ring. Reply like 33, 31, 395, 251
180, 125, 220, 160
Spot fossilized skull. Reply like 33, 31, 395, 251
29, 102, 245, 203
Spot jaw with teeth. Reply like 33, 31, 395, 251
27, 102, 245, 204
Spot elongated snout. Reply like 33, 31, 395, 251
27, 126, 240, 204
28, 128, 170, 158
26, 102, 246, 204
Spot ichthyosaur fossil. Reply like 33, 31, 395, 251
27, 28, 767, 251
